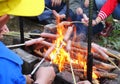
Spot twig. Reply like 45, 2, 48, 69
108, 58, 120, 71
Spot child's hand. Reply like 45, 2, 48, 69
76, 7, 83, 15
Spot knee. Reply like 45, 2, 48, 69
95, 0, 107, 10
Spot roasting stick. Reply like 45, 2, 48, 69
66, 40, 77, 84
7, 37, 44, 48
108, 58, 120, 71
31, 44, 56, 75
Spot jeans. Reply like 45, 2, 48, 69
37, 0, 66, 21
95, 0, 120, 20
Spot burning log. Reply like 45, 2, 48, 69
71, 41, 87, 50
93, 59, 116, 71
94, 71, 118, 79
66, 67, 118, 79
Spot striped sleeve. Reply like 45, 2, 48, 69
98, 0, 118, 20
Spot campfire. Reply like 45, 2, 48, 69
6, 12, 120, 84
24, 13, 120, 84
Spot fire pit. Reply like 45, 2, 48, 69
25, 21, 120, 84
5, 16, 120, 84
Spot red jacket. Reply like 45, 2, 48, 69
98, 0, 119, 20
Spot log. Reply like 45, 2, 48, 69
71, 41, 87, 50
94, 71, 118, 79
66, 67, 118, 79
93, 59, 116, 71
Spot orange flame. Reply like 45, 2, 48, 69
49, 14, 98, 79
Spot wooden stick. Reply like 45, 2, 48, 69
67, 40, 77, 84
7, 43, 25, 48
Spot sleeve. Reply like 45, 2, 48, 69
69, 0, 81, 13
98, 0, 118, 20
59, 5, 67, 15
14, 65, 26, 84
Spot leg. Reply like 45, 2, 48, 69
95, 0, 107, 10
112, 4, 120, 20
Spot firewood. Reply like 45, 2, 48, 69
66, 67, 118, 79
94, 71, 118, 79
71, 41, 87, 50
71, 47, 87, 54
93, 59, 116, 71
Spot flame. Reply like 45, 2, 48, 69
49, 14, 98, 80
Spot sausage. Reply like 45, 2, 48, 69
92, 43, 109, 61
60, 21, 71, 26
63, 26, 73, 42
40, 32, 59, 39
66, 40, 72, 52
25, 37, 44, 46
44, 44, 56, 57
40, 41, 53, 47
83, 13, 89, 21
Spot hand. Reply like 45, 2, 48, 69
34, 66, 56, 84
77, 80, 91, 84
81, 14, 89, 26
81, 19, 98, 27
53, 10, 66, 20
76, 7, 83, 15
84, 0, 89, 7
92, 20, 98, 26
0, 15, 9, 28
24, 75, 34, 84
0, 25, 9, 39
51, 0, 62, 7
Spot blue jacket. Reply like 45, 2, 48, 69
0, 42, 26, 84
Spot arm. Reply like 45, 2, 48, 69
82, 0, 118, 26
97, 0, 118, 20
0, 15, 9, 28
34, 66, 56, 84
